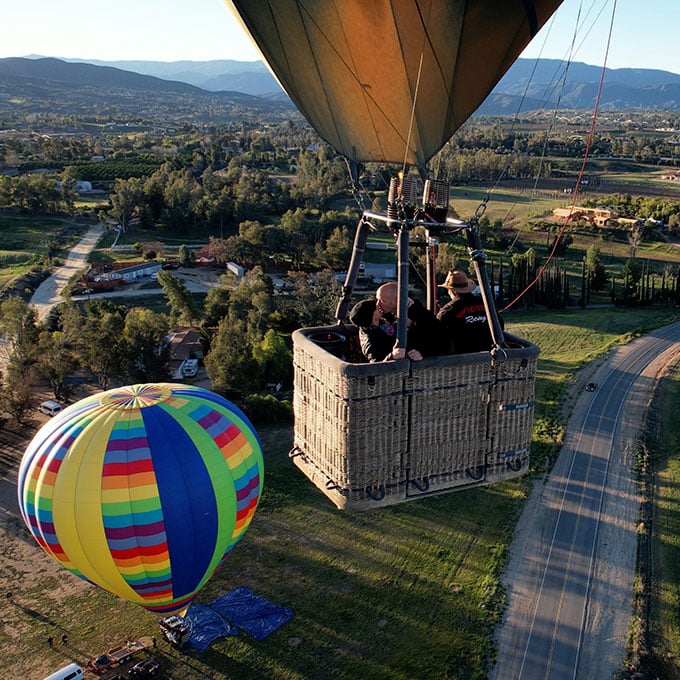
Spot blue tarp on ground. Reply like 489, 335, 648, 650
184, 603, 237, 652
209, 587, 293, 640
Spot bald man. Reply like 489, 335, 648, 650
375, 282, 450, 358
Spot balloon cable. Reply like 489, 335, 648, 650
499, 0, 618, 314
403, 50, 426, 177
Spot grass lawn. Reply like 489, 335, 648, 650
0, 215, 91, 284
507, 306, 680, 466
649, 362, 680, 679
0, 215, 87, 252
449, 186, 559, 226
5, 306, 680, 679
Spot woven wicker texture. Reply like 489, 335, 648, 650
291, 326, 539, 510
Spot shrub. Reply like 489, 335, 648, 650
242, 393, 293, 425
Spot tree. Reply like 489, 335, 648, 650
110, 177, 143, 232
287, 269, 341, 327
627, 223, 643, 258
0, 370, 33, 424
583, 246, 608, 292
0, 295, 39, 422
203, 286, 231, 327
321, 226, 352, 270
178, 244, 194, 267
621, 259, 642, 304
0, 297, 38, 375
205, 316, 259, 396
34, 330, 78, 400
252, 329, 293, 387
121, 308, 172, 383
157, 271, 200, 326
162, 169, 203, 231
65, 300, 127, 390
228, 267, 274, 339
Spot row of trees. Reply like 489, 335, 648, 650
484, 244, 680, 309
0, 259, 349, 420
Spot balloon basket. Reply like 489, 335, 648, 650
290, 326, 538, 510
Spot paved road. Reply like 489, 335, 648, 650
30, 224, 103, 320
493, 322, 680, 679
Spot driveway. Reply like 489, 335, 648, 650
30, 224, 103, 321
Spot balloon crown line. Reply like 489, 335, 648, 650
99, 383, 173, 409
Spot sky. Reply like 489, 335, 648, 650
1, 0, 678, 75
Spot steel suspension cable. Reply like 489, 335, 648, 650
499, 0, 618, 314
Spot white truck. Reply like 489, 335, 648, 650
182, 358, 198, 378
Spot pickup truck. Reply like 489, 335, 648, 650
86, 639, 148, 672
159, 614, 189, 647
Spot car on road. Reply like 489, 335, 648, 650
128, 658, 160, 678
585, 382, 597, 392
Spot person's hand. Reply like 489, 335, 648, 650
406, 349, 422, 361
387, 345, 406, 360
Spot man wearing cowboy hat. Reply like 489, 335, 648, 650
437, 270, 501, 353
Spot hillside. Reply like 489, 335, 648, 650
480, 58, 680, 113
7, 57, 680, 115
68, 57, 283, 96
3, 56, 680, 124
0, 57, 296, 126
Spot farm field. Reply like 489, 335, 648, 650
2, 306, 679, 680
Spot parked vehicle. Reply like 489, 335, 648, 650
182, 358, 198, 377
42, 663, 84, 680
128, 658, 160, 678
86, 639, 149, 672
585, 382, 597, 392
87, 647, 131, 672
39, 400, 63, 416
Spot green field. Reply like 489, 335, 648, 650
0, 215, 89, 291
648, 363, 680, 679
5, 306, 680, 680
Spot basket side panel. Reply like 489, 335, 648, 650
486, 349, 538, 480
293, 331, 409, 506
406, 358, 493, 494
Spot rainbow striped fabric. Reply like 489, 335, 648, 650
18, 384, 263, 614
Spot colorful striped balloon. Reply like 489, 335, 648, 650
17, 383, 264, 614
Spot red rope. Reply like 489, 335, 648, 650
499, 0, 618, 313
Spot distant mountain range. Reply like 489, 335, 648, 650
0, 57, 294, 124
2, 56, 680, 115
15, 55, 284, 96
482, 59, 680, 113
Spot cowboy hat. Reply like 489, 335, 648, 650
438, 270, 476, 294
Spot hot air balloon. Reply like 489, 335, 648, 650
224, 0, 564, 168
17, 383, 263, 614
225, 1, 549, 509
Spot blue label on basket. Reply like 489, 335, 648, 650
498, 401, 534, 411
499, 448, 530, 458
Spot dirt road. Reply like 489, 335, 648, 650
30, 224, 103, 321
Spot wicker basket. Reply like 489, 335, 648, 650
291, 325, 539, 510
